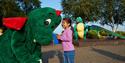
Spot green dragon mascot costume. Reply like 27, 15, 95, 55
74, 17, 84, 41
0, 7, 61, 63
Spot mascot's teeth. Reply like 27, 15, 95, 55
33, 39, 36, 43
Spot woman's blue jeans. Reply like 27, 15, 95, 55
63, 50, 75, 63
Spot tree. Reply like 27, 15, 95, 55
0, 0, 25, 17
62, 0, 125, 32
17, 0, 41, 14
0, 0, 25, 27
61, 0, 101, 22
0, 0, 41, 17
100, 0, 125, 32
0, 0, 41, 27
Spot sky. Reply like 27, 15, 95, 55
40, 0, 62, 10
40, 0, 125, 32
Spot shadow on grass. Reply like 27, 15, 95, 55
42, 50, 63, 63
92, 47, 125, 62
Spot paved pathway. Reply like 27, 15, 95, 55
41, 44, 125, 63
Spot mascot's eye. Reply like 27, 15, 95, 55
44, 19, 51, 25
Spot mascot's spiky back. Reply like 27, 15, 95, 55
0, 7, 61, 63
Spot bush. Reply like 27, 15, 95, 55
87, 30, 98, 39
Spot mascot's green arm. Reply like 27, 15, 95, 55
11, 31, 40, 63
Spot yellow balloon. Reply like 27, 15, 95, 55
77, 23, 84, 39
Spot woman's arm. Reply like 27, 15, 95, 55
57, 30, 72, 42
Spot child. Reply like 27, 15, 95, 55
57, 18, 75, 63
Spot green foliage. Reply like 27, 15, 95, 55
0, 0, 41, 27
17, 0, 41, 14
87, 30, 98, 39
0, 0, 25, 17
62, 0, 125, 32
0, 0, 41, 17
100, 0, 125, 31
61, 0, 101, 21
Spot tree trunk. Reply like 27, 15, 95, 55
111, 16, 116, 32
115, 24, 119, 32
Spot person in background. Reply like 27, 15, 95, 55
0, 28, 3, 36
57, 18, 75, 63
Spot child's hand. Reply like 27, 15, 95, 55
57, 35, 61, 39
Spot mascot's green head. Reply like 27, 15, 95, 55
76, 17, 83, 23
25, 7, 61, 45
3, 7, 61, 45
